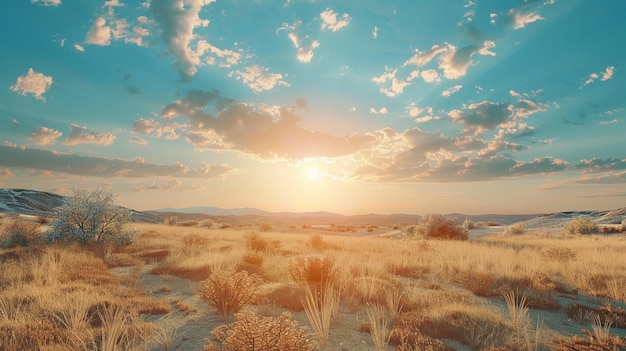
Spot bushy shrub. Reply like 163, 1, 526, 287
48, 188, 138, 245
563, 216, 598, 235
204, 310, 316, 351
412, 214, 468, 240
288, 255, 340, 291
0, 216, 41, 248
201, 270, 262, 319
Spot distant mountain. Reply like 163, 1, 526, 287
0, 188, 162, 223
153, 206, 274, 217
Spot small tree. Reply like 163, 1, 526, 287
48, 188, 137, 244
412, 214, 468, 240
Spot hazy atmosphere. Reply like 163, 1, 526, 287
1, 0, 624, 214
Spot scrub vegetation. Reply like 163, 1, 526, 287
1, 207, 626, 350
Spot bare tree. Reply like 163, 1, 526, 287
48, 188, 137, 244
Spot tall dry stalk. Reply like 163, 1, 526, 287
300, 283, 339, 347
366, 303, 392, 351
502, 289, 529, 331
589, 314, 612, 344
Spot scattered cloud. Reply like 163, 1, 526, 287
150, 0, 213, 81
31, 0, 61, 6
507, 0, 555, 29
320, 8, 351, 32
131, 179, 205, 192
602, 66, 615, 81
28, 126, 63, 145
63, 123, 116, 146
229, 65, 289, 93
0, 168, 13, 179
196, 40, 244, 67
159, 90, 371, 160
441, 85, 463, 97
9, 68, 53, 101
420, 69, 440, 83
372, 26, 379, 39
449, 101, 514, 134
580, 66, 615, 89
129, 136, 148, 145
86, 17, 112, 45
276, 21, 320, 63
369, 107, 388, 115
74, 44, 85, 52
0, 144, 231, 179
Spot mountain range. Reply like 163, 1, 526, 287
1, 188, 624, 229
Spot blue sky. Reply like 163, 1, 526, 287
0, 0, 624, 215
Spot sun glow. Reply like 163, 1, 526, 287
306, 166, 320, 180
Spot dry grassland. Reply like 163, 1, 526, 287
1, 218, 626, 350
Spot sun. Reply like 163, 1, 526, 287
306, 166, 320, 180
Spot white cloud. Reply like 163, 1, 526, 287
278, 20, 320, 63
129, 136, 148, 144
509, 11, 543, 29
0, 144, 231, 179
9, 68, 53, 101
372, 26, 379, 39
581, 66, 614, 88
63, 123, 116, 146
320, 8, 351, 32
406, 103, 424, 117
420, 69, 440, 83
507, 0, 555, 29
86, 17, 112, 45
438, 41, 495, 79
369, 107, 388, 115
31, 0, 61, 6
28, 126, 63, 145
103, 0, 124, 15
0, 168, 13, 179
150, 0, 215, 81
196, 40, 244, 67
601, 66, 614, 81
74, 44, 85, 52
441, 85, 463, 97
404, 45, 447, 67
229, 65, 289, 93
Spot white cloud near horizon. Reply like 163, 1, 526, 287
9, 68, 53, 101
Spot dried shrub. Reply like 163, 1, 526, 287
263, 285, 304, 312
456, 270, 497, 296
412, 214, 469, 241
554, 332, 626, 350
246, 232, 280, 252
201, 270, 262, 319
563, 216, 598, 235
203, 310, 316, 351
308, 234, 337, 251
566, 304, 626, 329
288, 255, 340, 291
0, 217, 41, 248
542, 247, 577, 263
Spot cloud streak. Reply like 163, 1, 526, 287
0, 144, 232, 179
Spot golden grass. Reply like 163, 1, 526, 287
3, 217, 626, 350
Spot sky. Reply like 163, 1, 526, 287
0, 0, 624, 215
